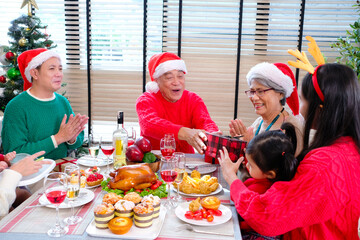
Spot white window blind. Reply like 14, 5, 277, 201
1, 0, 358, 137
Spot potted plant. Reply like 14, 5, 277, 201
331, 1, 360, 80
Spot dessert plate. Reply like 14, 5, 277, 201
77, 155, 113, 167
173, 184, 223, 197
38, 188, 95, 209
175, 202, 232, 226
185, 162, 217, 174
86, 205, 167, 239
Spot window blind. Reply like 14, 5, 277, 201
1, 0, 358, 137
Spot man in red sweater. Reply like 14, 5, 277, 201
136, 52, 219, 154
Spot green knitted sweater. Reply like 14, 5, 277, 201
1, 91, 84, 160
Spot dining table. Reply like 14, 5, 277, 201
0, 153, 242, 240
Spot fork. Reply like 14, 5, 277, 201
177, 224, 233, 236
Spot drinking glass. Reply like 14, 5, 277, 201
160, 156, 178, 209
127, 127, 136, 147
88, 134, 100, 166
100, 136, 115, 176
63, 165, 82, 225
160, 133, 176, 157
173, 152, 186, 203
43, 172, 68, 237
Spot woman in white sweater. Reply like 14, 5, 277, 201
0, 151, 51, 218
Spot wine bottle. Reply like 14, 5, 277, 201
113, 111, 128, 169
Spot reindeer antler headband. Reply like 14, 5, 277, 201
288, 36, 326, 102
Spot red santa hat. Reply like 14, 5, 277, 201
246, 62, 299, 116
17, 48, 61, 91
146, 52, 187, 93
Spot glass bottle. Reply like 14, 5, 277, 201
113, 111, 128, 169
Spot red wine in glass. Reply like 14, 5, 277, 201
46, 190, 67, 204
161, 148, 175, 157
160, 170, 178, 183
101, 146, 115, 156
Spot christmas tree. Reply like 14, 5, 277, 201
0, 0, 56, 112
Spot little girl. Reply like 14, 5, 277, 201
219, 122, 299, 240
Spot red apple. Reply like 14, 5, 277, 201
126, 145, 144, 162
134, 137, 152, 153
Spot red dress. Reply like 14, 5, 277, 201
136, 90, 218, 153
230, 136, 360, 239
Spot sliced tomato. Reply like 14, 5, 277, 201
206, 214, 214, 222
194, 213, 203, 220
185, 211, 194, 219
213, 209, 222, 216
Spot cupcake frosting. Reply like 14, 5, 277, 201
115, 200, 135, 211
134, 203, 154, 214
124, 192, 142, 204
141, 194, 160, 206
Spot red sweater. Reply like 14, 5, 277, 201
231, 136, 360, 239
136, 90, 218, 153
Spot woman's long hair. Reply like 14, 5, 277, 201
298, 63, 360, 161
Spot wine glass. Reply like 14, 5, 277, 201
43, 172, 68, 237
160, 156, 178, 209
63, 165, 83, 225
100, 136, 115, 176
173, 152, 186, 203
127, 127, 136, 147
88, 134, 100, 166
160, 133, 176, 157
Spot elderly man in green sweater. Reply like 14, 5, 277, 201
1, 48, 88, 160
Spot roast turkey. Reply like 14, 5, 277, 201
108, 163, 157, 191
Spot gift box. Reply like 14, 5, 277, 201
53, 157, 77, 172
204, 132, 247, 164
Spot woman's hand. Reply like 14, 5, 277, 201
178, 127, 207, 154
218, 147, 242, 186
229, 119, 254, 142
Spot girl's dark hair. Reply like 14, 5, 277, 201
246, 123, 299, 182
298, 63, 360, 160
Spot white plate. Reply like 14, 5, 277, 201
173, 184, 223, 197
39, 188, 95, 209
77, 156, 113, 167
175, 202, 232, 226
0, 156, 55, 187
86, 205, 167, 239
185, 162, 217, 175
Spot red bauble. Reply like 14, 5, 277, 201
0, 75, 6, 83
5, 52, 15, 61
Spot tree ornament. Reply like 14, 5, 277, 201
5, 52, 15, 61
7, 68, 20, 80
21, 0, 39, 17
0, 76, 6, 83
18, 38, 28, 47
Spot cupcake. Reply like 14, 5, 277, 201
133, 203, 154, 228
114, 200, 135, 218
93, 203, 115, 229
103, 192, 123, 205
124, 192, 142, 205
141, 194, 161, 219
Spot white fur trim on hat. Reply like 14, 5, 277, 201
153, 59, 187, 79
24, 50, 61, 83
146, 81, 159, 93
246, 62, 293, 98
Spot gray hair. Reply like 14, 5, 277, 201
248, 74, 286, 105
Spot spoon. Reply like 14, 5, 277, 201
177, 224, 233, 236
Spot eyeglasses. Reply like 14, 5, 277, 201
245, 88, 274, 98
